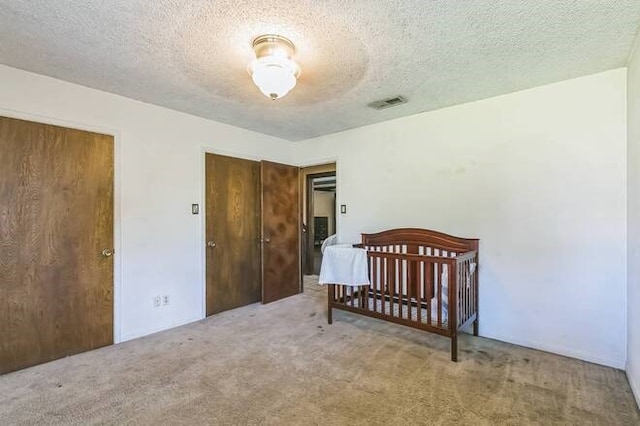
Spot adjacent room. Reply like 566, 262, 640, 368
1, 1, 640, 424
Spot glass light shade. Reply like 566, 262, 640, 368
249, 57, 299, 100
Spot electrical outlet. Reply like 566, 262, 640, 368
162, 295, 170, 306
153, 296, 161, 308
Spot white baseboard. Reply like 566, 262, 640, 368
481, 332, 625, 369
120, 315, 202, 343
628, 363, 640, 409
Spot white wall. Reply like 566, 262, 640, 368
293, 69, 628, 368
627, 35, 640, 404
0, 65, 294, 342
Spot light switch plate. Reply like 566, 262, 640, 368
340, 204, 346, 214
192, 204, 199, 215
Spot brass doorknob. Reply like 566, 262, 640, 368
101, 249, 113, 257
207, 241, 216, 248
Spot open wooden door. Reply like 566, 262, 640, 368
0, 116, 114, 374
205, 153, 261, 316
261, 161, 301, 303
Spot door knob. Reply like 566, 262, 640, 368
264, 236, 271, 243
101, 249, 113, 257
207, 241, 216, 248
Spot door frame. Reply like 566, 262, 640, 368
299, 160, 338, 277
0, 108, 123, 344
305, 171, 336, 275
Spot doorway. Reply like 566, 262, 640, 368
301, 163, 337, 277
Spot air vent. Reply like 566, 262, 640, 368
368, 96, 407, 110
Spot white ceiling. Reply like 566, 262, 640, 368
1, 1, 639, 141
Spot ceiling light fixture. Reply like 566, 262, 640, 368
248, 34, 300, 100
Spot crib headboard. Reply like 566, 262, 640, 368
361, 228, 478, 256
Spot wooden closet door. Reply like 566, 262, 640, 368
205, 154, 261, 316
261, 161, 301, 303
0, 116, 114, 375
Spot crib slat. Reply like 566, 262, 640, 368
364, 256, 371, 312
469, 259, 473, 319
361, 282, 366, 310
471, 260, 475, 317
468, 260, 472, 321
468, 260, 471, 321
404, 259, 408, 319
398, 259, 403, 319
462, 262, 466, 324
421, 261, 425, 320
377, 255, 383, 315
407, 260, 412, 321
426, 261, 432, 325
378, 256, 382, 313
392, 257, 397, 317
455, 263, 467, 325
388, 258, 395, 317
382, 255, 387, 315
373, 255, 379, 313
466, 261, 470, 322
408, 244, 417, 305
462, 261, 467, 324
467, 260, 471, 320
465, 261, 468, 323
437, 263, 442, 327
343, 284, 347, 307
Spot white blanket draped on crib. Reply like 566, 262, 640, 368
318, 245, 370, 286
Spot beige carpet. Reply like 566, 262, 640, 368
1, 276, 638, 425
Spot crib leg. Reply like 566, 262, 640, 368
473, 319, 479, 337
451, 334, 458, 362
327, 285, 333, 325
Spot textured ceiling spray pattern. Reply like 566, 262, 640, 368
0, 0, 639, 140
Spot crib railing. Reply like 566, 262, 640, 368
368, 251, 451, 329
327, 247, 478, 360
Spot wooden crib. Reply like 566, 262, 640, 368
327, 228, 479, 361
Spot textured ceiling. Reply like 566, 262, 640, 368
1, 1, 639, 141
